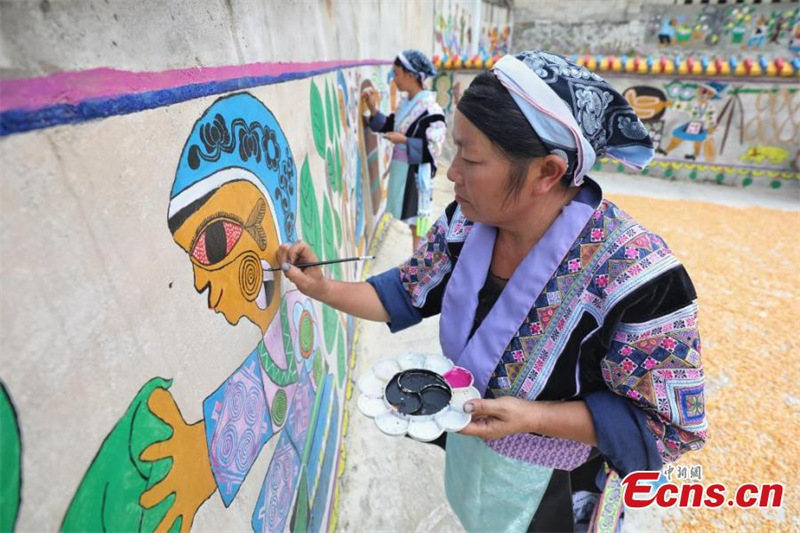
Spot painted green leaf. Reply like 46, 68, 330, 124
1, 384, 20, 532
322, 194, 338, 260
325, 81, 335, 144
323, 304, 338, 353
323, 194, 342, 280
334, 207, 342, 249
280, 298, 295, 369
310, 81, 327, 159
290, 467, 310, 533
333, 83, 342, 137
334, 142, 343, 193
325, 147, 337, 192
336, 324, 346, 389
299, 157, 323, 260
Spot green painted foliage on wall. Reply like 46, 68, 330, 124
323, 304, 338, 354
325, 82, 334, 143
310, 81, 327, 159
300, 157, 323, 260
280, 298, 295, 369
0, 383, 20, 532
334, 142, 342, 193
322, 195, 341, 280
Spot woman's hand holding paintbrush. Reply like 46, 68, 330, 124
276, 242, 390, 323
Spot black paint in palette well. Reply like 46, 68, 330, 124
385, 369, 452, 416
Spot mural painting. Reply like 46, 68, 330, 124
645, 4, 799, 54
478, 2, 511, 58
59, 75, 388, 531
434, 0, 474, 59
616, 77, 799, 188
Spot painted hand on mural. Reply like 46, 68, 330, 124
139, 388, 216, 533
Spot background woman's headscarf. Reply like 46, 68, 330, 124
492, 50, 654, 186
397, 49, 437, 82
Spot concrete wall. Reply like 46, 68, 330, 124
0, 0, 433, 78
0, 1, 433, 531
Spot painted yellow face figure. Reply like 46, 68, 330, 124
172, 180, 281, 333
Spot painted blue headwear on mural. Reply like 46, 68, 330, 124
168, 92, 297, 243
699, 81, 727, 100
397, 49, 437, 82
492, 50, 654, 186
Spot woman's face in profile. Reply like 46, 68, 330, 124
172, 180, 282, 334
392, 64, 416, 92
447, 110, 516, 225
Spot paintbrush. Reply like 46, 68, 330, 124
265, 255, 375, 272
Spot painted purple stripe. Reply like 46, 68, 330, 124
0, 59, 387, 112
0, 60, 390, 136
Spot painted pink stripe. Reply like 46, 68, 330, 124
0, 59, 389, 112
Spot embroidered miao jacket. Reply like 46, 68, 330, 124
368, 179, 707, 472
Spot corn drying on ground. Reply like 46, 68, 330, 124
609, 192, 800, 532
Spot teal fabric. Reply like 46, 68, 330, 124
445, 433, 553, 533
385, 157, 409, 220
61, 377, 179, 532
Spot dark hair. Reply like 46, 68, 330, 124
457, 72, 566, 201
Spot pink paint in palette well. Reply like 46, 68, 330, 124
443, 366, 473, 389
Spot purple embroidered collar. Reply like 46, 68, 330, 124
439, 179, 602, 396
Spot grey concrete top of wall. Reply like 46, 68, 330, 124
0, 0, 435, 79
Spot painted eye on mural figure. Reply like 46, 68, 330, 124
191, 219, 243, 266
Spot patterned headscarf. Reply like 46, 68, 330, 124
168, 92, 297, 243
492, 50, 653, 187
397, 49, 437, 82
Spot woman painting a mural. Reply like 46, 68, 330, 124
280, 51, 707, 531
362, 49, 447, 252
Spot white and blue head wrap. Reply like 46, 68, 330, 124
492, 50, 654, 187
397, 49, 438, 82
168, 92, 297, 243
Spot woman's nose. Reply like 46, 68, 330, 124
446, 163, 459, 184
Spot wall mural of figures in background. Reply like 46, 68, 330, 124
661, 81, 728, 162
434, 0, 474, 59
478, 2, 512, 57
61, 88, 371, 532
608, 77, 799, 188
644, 3, 799, 54
434, 0, 511, 59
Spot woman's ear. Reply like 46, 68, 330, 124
528, 154, 567, 194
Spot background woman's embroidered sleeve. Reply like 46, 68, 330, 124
423, 117, 447, 167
